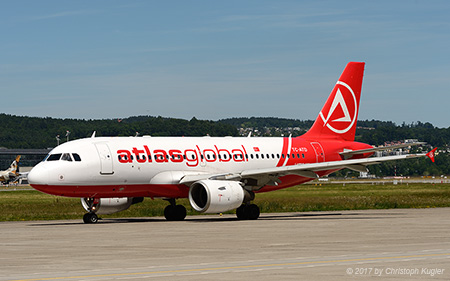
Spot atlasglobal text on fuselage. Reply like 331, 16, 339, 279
27, 62, 436, 223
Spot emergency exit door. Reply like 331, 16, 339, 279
310, 142, 325, 163
95, 143, 114, 175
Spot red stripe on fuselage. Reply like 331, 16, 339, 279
276, 137, 289, 167
30, 183, 190, 199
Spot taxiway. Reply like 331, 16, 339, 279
1, 208, 449, 280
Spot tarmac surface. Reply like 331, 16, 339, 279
1, 208, 449, 281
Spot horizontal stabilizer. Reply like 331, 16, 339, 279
340, 142, 426, 158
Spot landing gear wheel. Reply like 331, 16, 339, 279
164, 205, 187, 221
236, 205, 247, 220
236, 204, 260, 220
83, 213, 98, 224
247, 204, 260, 220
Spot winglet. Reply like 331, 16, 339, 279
426, 147, 437, 163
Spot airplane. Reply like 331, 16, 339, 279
27, 62, 436, 223
0, 155, 22, 185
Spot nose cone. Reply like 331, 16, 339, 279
28, 164, 49, 186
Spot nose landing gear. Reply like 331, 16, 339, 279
83, 212, 98, 224
82, 198, 99, 224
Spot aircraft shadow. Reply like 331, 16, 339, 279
27, 211, 401, 226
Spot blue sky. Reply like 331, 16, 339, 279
1, 0, 449, 128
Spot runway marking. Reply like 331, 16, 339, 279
12, 252, 450, 281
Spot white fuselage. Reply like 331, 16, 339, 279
28, 135, 341, 198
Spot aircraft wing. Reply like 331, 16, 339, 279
240, 153, 426, 178
180, 153, 428, 186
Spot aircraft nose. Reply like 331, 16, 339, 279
28, 164, 49, 186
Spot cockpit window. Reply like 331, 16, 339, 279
61, 153, 72, 161
72, 153, 81, 161
47, 153, 62, 161
45, 153, 81, 162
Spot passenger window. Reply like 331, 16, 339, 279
47, 154, 62, 161
72, 153, 82, 161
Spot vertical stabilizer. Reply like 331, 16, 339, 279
303, 62, 365, 141
9, 155, 21, 174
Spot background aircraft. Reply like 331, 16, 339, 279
0, 155, 24, 185
27, 62, 435, 223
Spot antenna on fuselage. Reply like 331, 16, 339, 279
247, 132, 252, 137
91, 131, 96, 138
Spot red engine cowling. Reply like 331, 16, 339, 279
189, 180, 244, 213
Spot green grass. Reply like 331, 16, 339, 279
1, 182, 449, 221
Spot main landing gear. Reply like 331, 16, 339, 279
164, 199, 187, 221
236, 203, 260, 220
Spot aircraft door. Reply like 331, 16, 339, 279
95, 143, 114, 175
310, 142, 325, 163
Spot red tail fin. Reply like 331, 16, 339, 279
303, 62, 365, 141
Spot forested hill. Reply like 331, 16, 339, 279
1, 114, 448, 176
0, 114, 237, 149
0, 114, 448, 149
219, 117, 449, 148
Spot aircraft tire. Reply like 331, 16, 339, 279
247, 204, 260, 220
83, 213, 98, 224
236, 205, 248, 220
236, 204, 260, 220
164, 205, 186, 221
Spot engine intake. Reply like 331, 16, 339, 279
189, 180, 245, 213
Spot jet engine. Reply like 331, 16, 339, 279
81, 197, 144, 215
189, 180, 245, 213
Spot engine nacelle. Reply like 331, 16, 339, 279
189, 180, 244, 213
81, 197, 144, 215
